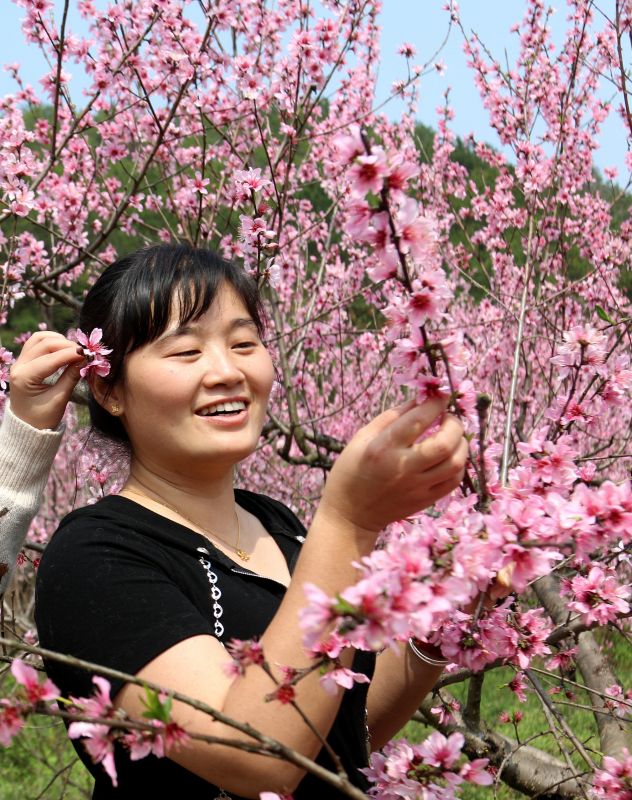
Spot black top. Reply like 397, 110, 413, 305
35, 491, 375, 799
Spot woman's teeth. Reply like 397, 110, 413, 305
198, 401, 246, 417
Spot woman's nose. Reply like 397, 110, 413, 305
201, 348, 244, 386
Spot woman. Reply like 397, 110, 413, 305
35, 244, 468, 799
0, 332, 84, 597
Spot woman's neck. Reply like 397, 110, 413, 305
121, 458, 238, 539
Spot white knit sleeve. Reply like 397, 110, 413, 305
0, 403, 63, 595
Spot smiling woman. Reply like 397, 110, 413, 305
32, 243, 469, 799
75, 247, 267, 450
101, 286, 274, 480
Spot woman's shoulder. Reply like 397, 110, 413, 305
41, 495, 189, 570
56, 493, 131, 522
40, 496, 144, 561
48, 495, 145, 545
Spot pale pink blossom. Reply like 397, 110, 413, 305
319, 667, 370, 695
344, 200, 373, 241
124, 725, 167, 761
260, 793, 293, 800
397, 42, 416, 58
0, 700, 24, 746
414, 373, 451, 402
507, 671, 528, 703
348, 149, 388, 196
192, 171, 209, 195
6, 182, 35, 216
394, 199, 439, 262
73, 328, 112, 379
546, 647, 578, 672
366, 212, 400, 280
362, 735, 473, 797
603, 684, 630, 717
225, 637, 265, 677
591, 748, 632, 799
299, 583, 335, 652
239, 215, 276, 244
460, 758, 494, 785
68, 722, 117, 786
233, 167, 272, 194
11, 659, 59, 704
70, 676, 114, 720
406, 269, 451, 326
331, 125, 364, 166
0, 347, 13, 391
262, 260, 282, 288
417, 730, 464, 770
550, 325, 607, 378
567, 567, 630, 625
430, 698, 460, 725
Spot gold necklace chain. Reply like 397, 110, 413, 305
122, 485, 250, 562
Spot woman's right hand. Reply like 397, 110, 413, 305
320, 397, 468, 533
8, 331, 85, 430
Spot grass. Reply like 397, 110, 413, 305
0, 715, 93, 799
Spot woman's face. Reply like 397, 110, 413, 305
111, 283, 275, 478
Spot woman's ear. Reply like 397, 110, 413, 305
89, 375, 124, 417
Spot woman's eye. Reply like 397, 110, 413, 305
234, 341, 257, 350
171, 349, 199, 357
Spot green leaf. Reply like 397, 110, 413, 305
141, 686, 172, 723
595, 305, 616, 325
333, 595, 360, 616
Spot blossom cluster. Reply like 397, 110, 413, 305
3, 658, 188, 788
233, 167, 281, 288
0, 660, 58, 746
68, 677, 188, 787
305, 124, 632, 680
591, 749, 632, 800
363, 733, 493, 799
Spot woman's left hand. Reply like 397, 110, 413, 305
9, 331, 85, 430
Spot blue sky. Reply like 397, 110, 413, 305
1, 1, 629, 177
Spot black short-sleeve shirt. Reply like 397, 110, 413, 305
35, 490, 375, 799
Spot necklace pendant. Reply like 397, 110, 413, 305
235, 548, 250, 562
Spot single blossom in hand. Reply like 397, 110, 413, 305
73, 328, 112, 378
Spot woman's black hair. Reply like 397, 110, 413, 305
79, 244, 265, 444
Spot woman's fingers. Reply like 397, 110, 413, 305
420, 436, 468, 489
9, 332, 85, 430
383, 396, 448, 448
322, 397, 470, 533
407, 414, 465, 472
488, 563, 516, 601
10, 345, 83, 388
17, 330, 70, 358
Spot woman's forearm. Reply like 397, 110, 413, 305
366, 642, 444, 749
